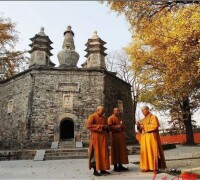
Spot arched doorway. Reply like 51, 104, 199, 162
60, 119, 74, 140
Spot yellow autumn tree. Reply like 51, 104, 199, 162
104, 1, 200, 145
0, 15, 27, 80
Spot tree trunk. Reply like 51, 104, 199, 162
132, 95, 138, 144
181, 97, 195, 145
133, 95, 137, 124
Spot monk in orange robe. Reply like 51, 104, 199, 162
108, 108, 129, 172
137, 106, 166, 174
86, 106, 110, 176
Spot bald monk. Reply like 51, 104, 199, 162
86, 106, 110, 176
137, 106, 166, 174
108, 108, 129, 172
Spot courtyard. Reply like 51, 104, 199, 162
0, 145, 200, 179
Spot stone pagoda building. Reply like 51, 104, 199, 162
0, 26, 135, 149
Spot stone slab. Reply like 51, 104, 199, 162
75, 141, 83, 148
34, 150, 46, 161
51, 141, 58, 149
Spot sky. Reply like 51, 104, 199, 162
0, 1, 199, 126
0, 1, 131, 67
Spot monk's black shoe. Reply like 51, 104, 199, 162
118, 166, 128, 171
93, 171, 101, 176
114, 167, 121, 172
114, 165, 121, 172
100, 170, 111, 175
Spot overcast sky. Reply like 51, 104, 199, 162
0, 1, 199, 126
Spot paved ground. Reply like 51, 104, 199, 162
0, 145, 200, 179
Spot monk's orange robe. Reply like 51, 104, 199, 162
108, 114, 129, 165
86, 113, 110, 171
139, 113, 166, 171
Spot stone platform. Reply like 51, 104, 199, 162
0, 144, 176, 161
0, 146, 141, 161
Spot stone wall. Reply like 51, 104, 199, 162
104, 72, 135, 144
0, 67, 135, 149
0, 71, 32, 149
29, 68, 105, 148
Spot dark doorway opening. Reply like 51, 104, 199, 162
60, 119, 74, 140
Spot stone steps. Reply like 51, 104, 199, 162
0, 150, 36, 161
45, 151, 88, 156
19, 156, 34, 160
0, 145, 142, 161
45, 155, 88, 160
47, 149, 88, 153
0, 156, 34, 160
44, 146, 140, 160
45, 154, 88, 160
58, 140, 76, 149
45, 153, 88, 157
44, 148, 88, 160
